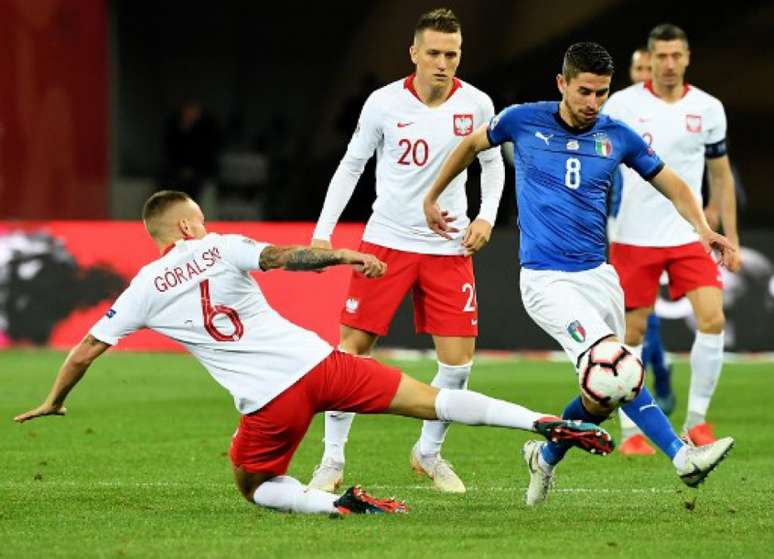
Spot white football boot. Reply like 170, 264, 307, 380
522, 440, 554, 506
410, 442, 466, 494
676, 436, 735, 487
307, 458, 344, 492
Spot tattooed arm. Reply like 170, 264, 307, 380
259, 245, 387, 278
14, 334, 110, 422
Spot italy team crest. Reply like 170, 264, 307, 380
567, 320, 586, 343
594, 134, 613, 157
453, 114, 474, 136
686, 114, 703, 133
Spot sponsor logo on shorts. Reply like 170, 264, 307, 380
345, 297, 359, 314
567, 320, 586, 343
106, 308, 116, 318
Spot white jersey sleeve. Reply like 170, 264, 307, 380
90, 280, 146, 346
312, 94, 383, 241
475, 94, 505, 226
704, 98, 727, 146
218, 234, 269, 272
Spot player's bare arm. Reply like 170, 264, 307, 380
259, 245, 386, 278
14, 334, 110, 423
706, 155, 741, 271
649, 166, 736, 268
424, 124, 492, 239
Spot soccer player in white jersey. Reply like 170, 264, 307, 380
423, 42, 737, 506
308, 8, 505, 494
603, 24, 741, 448
14, 191, 614, 515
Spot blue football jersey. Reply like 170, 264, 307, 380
487, 101, 663, 271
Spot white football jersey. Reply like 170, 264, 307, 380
340, 76, 500, 255
90, 233, 333, 414
604, 81, 727, 246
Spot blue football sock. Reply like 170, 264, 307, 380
644, 315, 672, 396
621, 387, 684, 459
541, 397, 607, 466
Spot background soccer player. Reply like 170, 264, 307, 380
14, 191, 613, 515
308, 8, 505, 493
604, 24, 741, 448
423, 42, 736, 506
608, 44, 674, 456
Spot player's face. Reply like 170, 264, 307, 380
410, 29, 462, 89
650, 40, 690, 88
629, 50, 651, 84
557, 72, 611, 127
180, 200, 207, 240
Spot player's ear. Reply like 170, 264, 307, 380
556, 73, 567, 95
409, 43, 418, 64
178, 218, 192, 238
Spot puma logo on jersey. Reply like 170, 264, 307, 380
639, 400, 659, 413
397, 122, 414, 128
535, 131, 553, 145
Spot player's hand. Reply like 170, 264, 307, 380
310, 239, 333, 272
423, 199, 459, 240
698, 229, 739, 272
14, 402, 66, 423
463, 219, 492, 256
339, 249, 387, 279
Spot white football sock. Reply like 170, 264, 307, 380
434, 388, 542, 430
252, 475, 338, 514
418, 361, 472, 456
686, 331, 724, 426
619, 344, 642, 439
321, 411, 355, 464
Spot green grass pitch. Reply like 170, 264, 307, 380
2, 350, 773, 558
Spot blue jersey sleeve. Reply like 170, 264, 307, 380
619, 124, 664, 181
486, 105, 519, 147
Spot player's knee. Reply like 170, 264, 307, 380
233, 467, 263, 502
696, 311, 725, 334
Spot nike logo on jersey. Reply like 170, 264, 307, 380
397, 122, 414, 128
535, 131, 553, 145
471, 319, 478, 326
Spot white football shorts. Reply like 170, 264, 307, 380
520, 263, 625, 366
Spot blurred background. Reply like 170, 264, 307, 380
0, 0, 772, 351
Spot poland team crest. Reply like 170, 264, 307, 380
453, 114, 474, 136
686, 114, 703, 133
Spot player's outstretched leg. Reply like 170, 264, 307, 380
411, 360, 472, 494
388, 375, 614, 454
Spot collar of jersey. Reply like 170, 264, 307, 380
552, 104, 597, 135
643, 80, 691, 100
403, 74, 462, 104
161, 235, 194, 256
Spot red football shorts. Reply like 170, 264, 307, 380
610, 241, 723, 309
340, 241, 478, 337
229, 350, 402, 476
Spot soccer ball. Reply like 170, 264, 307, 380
577, 341, 645, 407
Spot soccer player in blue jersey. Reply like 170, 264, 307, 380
422, 42, 737, 506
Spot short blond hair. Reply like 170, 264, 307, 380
142, 190, 191, 239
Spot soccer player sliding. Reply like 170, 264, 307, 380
15, 190, 612, 516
